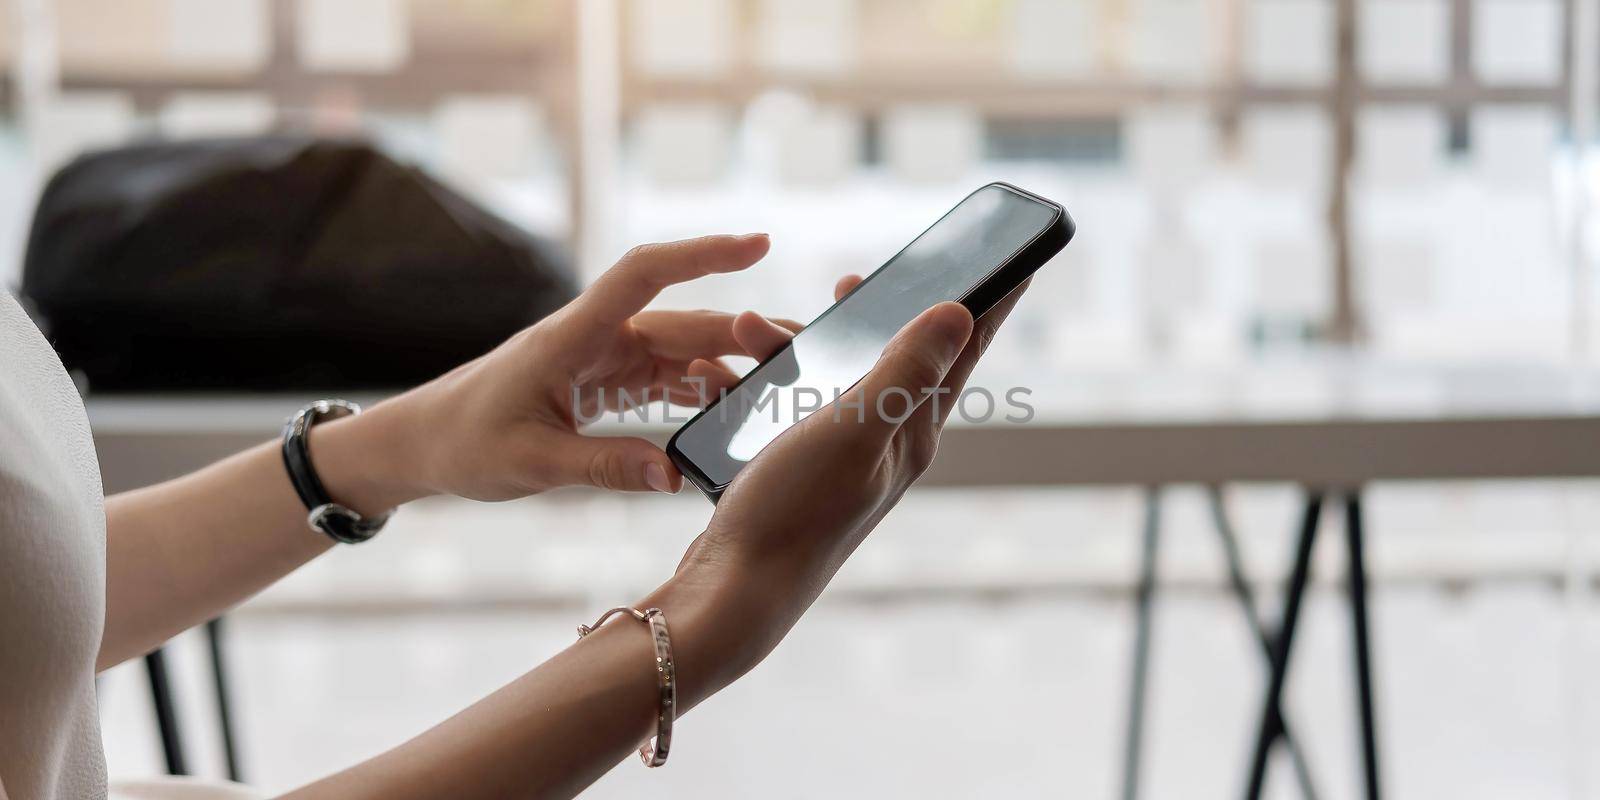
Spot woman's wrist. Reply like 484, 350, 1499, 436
633, 567, 786, 711
308, 399, 437, 516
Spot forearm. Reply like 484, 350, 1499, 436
279, 575, 765, 800
100, 400, 428, 670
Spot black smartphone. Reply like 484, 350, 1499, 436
667, 182, 1074, 501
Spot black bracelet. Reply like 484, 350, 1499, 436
281, 400, 392, 544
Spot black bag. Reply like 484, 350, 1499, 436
19, 137, 576, 392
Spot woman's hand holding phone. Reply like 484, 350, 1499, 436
309, 228, 1030, 708
269, 249, 1030, 800
639, 279, 1030, 705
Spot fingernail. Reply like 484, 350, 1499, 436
645, 462, 675, 494
742, 232, 769, 240
930, 303, 972, 353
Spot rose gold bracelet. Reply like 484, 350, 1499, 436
577, 606, 676, 767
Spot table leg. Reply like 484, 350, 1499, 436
1205, 487, 1320, 800
1343, 491, 1381, 800
1121, 485, 1162, 800
206, 617, 244, 782
1244, 491, 1324, 800
144, 647, 188, 776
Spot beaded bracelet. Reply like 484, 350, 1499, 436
578, 606, 676, 767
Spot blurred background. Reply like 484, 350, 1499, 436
4, 0, 1600, 797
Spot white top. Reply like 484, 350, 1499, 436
0, 291, 259, 800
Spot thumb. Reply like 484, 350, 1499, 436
847, 302, 973, 439
557, 434, 682, 493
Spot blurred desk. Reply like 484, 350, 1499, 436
85, 362, 1600, 800
88, 361, 1600, 493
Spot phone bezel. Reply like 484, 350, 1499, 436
666, 181, 1075, 501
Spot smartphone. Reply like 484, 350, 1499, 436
667, 182, 1074, 502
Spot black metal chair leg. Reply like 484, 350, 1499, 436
1121, 485, 1162, 800
1344, 491, 1381, 800
1205, 487, 1319, 800
206, 617, 244, 782
1244, 491, 1324, 800
144, 647, 188, 776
